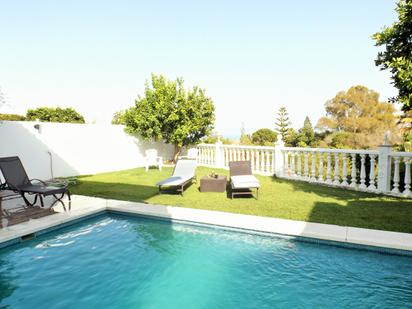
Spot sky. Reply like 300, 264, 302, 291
0, 0, 399, 138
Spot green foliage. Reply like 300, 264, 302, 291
283, 117, 318, 147
0, 113, 26, 121
239, 134, 253, 145
26, 107, 85, 123
316, 85, 398, 149
373, 0, 412, 111
202, 135, 231, 144
112, 110, 126, 125
329, 132, 353, 149
275, 107, 291, 141
251, 128, 277, 146
124, 74, 215, 159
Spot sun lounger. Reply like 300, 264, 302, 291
0, 156, 71, 208
156, 159, 197, 196
229, 161, 260, 199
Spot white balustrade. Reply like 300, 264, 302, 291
196, 143, 412, 198
310, 152, 316, 182
391, 156, 401, 194
297, 153, 302, 177
359, 154, 367, 190
368, 154, 377, 191
304, 152, 309, 179
350, 153, 357, 188
333, 153, 340, 185
326, 152, 332, 184
341, 153, 348, 186
291, 152, 296, 176
318, 153, 324, 182
404, 158, 411, 197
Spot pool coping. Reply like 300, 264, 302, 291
1, 195, 412, 253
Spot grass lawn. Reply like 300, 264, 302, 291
70, 166, 412, 233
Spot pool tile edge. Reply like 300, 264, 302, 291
106, 201, 412, 252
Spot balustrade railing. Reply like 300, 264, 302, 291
389, 152, 412, 197
281, 147, 380, 193
196, 142, 412, 198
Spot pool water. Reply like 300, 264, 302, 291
1, 214, 412, 308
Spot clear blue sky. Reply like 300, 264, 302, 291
0, 0, 398, 138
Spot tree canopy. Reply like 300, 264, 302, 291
251, 128, 277, 146
124, 74, 215, 159
275, 107, 291, 141
26, 107, 85, 123
316, 85, 398, 148
0, 113, 26, 121
112, 110, 126, 125
373, 0, 412, 111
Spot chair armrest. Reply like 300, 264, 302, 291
30, 178, 48, 186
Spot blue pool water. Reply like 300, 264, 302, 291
1, 214, 412, 308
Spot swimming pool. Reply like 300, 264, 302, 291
0, 213, 411, 308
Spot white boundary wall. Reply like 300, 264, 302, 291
0, 121, 174, 179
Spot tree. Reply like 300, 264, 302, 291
239, 122, 253, 145
124, 74, 215, 161
275, 107, 291, 141
251, 128, 277, 146
316, 85, 398, 149
283, 118, 318, 147
26, 107, 85, 123
373, 0, 412, 111
112, 110, 126, 125
0, 113, 26, 121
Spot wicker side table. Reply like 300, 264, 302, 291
200, 175, 227, 192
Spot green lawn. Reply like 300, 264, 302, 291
70, 166, 412, 233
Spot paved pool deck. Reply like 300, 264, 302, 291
1, 194, 412, 252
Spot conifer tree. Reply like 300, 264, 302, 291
275, 107, 291, 141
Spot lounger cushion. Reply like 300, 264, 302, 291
156, 176, 192, 187
231, 175, 260, 189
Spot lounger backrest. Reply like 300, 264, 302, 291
0, 156, 31, 190
229, 161, 252, 177
172, 159, 197, 178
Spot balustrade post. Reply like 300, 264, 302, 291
368, 154, 377, 191
333, 153, 340, 185
297, 152, 302, 177
350, 153, 357, 188
341, 153, 348, 186
273, 136, 285, 177
359, 154, 367, 190
215, 140, 224, 168
304, 152, 309, 179
310, 152, 316, 182
325, 152, 332, 184
403, 159, 411, 197
318, 153, 323, 182
291, 152, 296, 176
283, 151, 289, 176
391, 156, 401, 194
377, 143, 392, 193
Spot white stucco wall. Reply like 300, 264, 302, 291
0, 121, 175, 180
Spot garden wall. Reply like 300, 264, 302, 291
0, 121, 175, 180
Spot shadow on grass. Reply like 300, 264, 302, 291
309, 200, 412, 233
70, 181, 160, 202
271, 176, 402, 202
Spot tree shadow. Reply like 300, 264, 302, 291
70, 181, 161, 202
271, 176, 391, 202
307, 200, 412, 233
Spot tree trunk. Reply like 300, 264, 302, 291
173, 144, 182, 163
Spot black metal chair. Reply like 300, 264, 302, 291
0, 156, 71, 208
